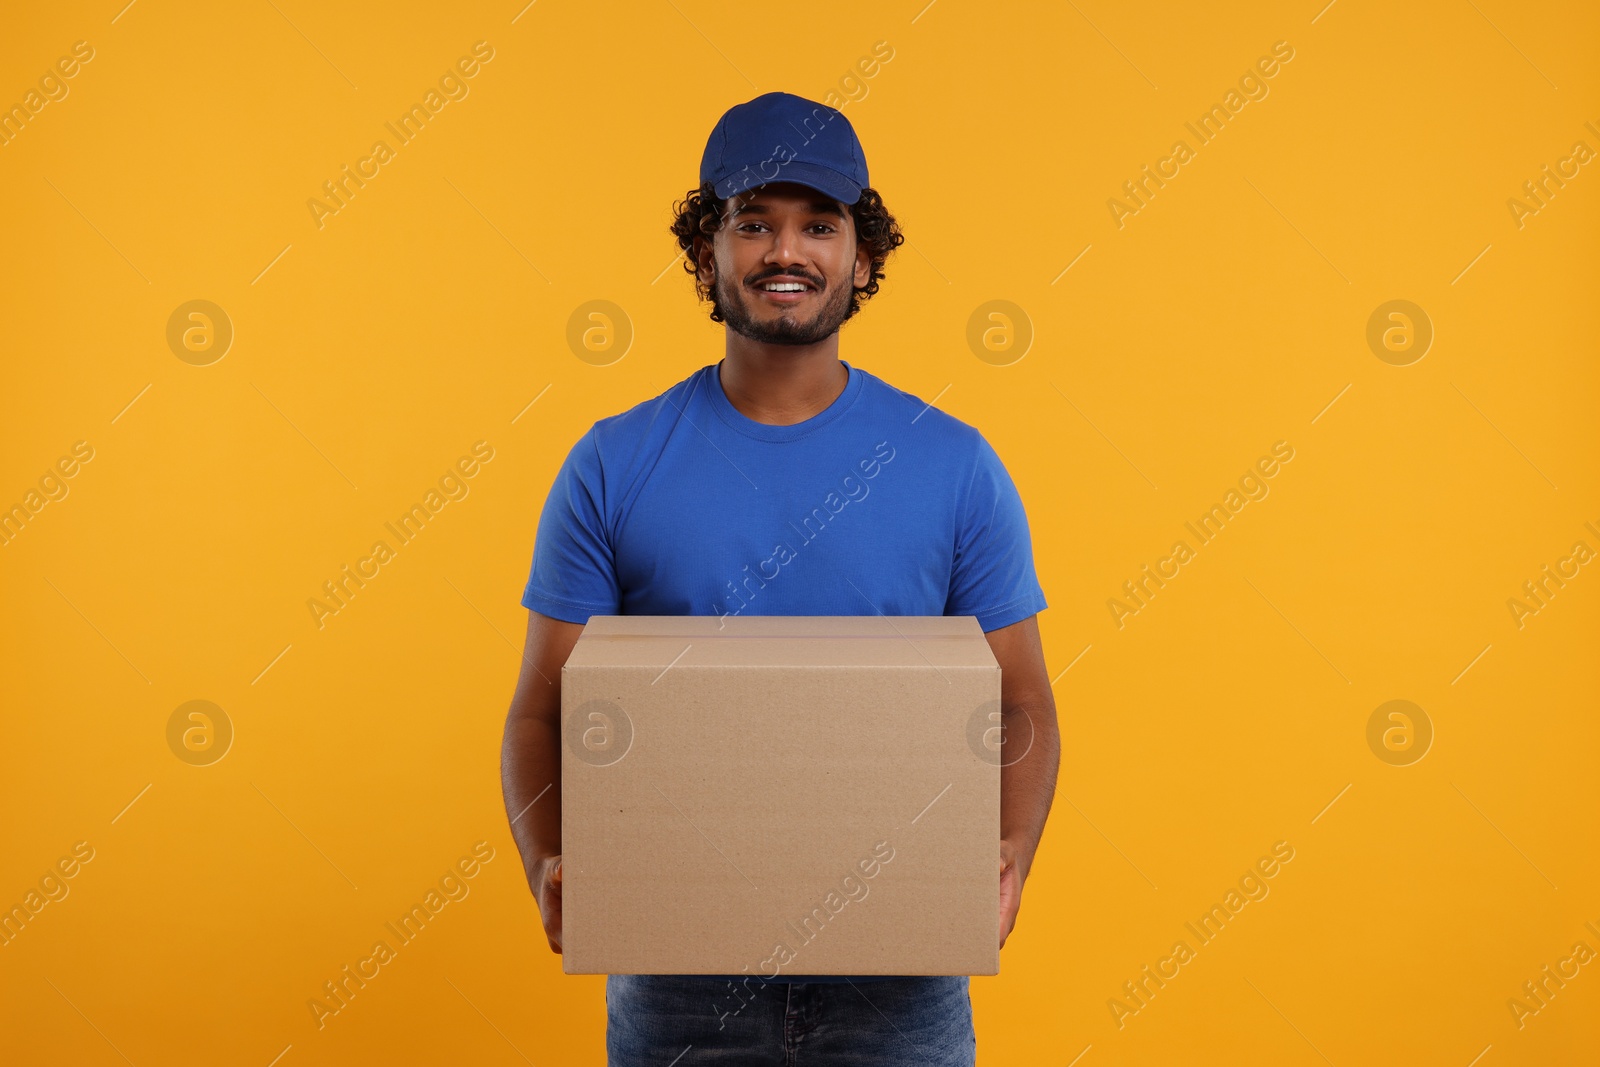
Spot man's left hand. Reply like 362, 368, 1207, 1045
999, 838, 1024, 949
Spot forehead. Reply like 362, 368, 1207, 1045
728, 182, 847, 219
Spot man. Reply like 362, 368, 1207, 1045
501, 91, 1059, 1066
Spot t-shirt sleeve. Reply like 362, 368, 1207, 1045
945, 432, 1048, 632
519, 427, 622, 623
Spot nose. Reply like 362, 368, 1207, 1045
764, 219, 809, 270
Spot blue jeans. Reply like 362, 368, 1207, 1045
605, 974, 976, 1066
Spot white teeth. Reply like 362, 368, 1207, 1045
761, 282, 808, 292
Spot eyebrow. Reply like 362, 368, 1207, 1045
728, 199, 846, 221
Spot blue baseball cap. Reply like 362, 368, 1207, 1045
699, 91, 870, 205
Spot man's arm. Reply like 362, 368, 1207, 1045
984, 614, 1060, 947
500, 609, 586, 953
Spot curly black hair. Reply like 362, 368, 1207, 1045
668, 181, 904, 326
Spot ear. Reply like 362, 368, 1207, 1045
853, 238, 872, 290
694, 235, 716, 286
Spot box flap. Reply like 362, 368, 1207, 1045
566, 615, 997, 670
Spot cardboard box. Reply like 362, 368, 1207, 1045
560, 614, 1001, 976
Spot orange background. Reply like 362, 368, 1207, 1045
2, 1, 1596, 1064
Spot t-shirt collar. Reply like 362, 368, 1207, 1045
705, 358, 863, 442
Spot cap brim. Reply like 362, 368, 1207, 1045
714, 159, 861, 205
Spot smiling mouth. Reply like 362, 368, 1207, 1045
753, 281, 817, 303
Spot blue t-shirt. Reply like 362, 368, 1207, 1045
522, 358, 1047, 982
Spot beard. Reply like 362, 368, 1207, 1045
713, 270, 853, 345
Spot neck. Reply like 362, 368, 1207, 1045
719, 346, 848, 426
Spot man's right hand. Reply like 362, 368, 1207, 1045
501, 611, 585, 958
533, 854, 564, 953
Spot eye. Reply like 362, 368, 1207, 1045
734, 221, 838, 234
